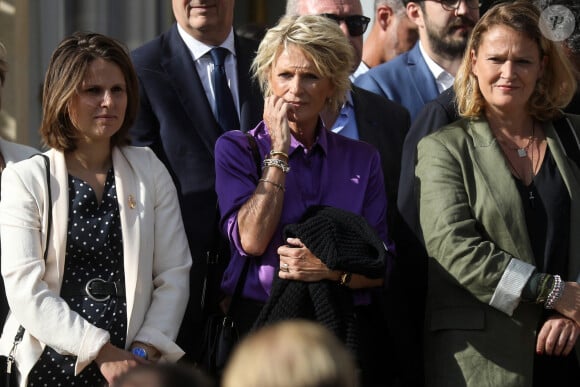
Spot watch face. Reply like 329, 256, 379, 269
132, 347, 148, 359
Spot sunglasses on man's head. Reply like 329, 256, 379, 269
320, 14, 371, 37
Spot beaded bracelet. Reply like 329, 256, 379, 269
536, 273, 554, 304
269, 150, 289, 160
545, 275, 565, 309
262, 158, 290, 173
259, 178, 285, 192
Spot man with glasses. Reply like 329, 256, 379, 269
286, 1, 414, 386
355, 0, 480, 121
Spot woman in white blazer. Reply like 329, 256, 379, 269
0, 32, 191, 386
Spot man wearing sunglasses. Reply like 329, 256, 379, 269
355, 0, 480, 121
286, 1, 414, 386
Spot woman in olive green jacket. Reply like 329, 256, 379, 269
416, 2, 580, 386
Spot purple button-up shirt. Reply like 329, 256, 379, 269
215, 121, 394, 303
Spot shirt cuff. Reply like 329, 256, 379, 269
489, 258, 535, 315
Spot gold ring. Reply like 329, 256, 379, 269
281, 263, 290, 272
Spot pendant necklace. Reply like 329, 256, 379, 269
511, 122, 535, 158
501, 127, 538, 208
528, 141, 536, 209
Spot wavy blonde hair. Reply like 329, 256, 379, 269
455, 0, 576, 120
251, 15, 354, 113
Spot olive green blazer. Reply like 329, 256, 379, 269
416, 115, 580, 387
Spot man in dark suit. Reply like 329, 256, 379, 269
129, 0, 263, 362
355, 0, 479, 121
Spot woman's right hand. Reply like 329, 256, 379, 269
95, 342, 139, 385
263, 95, 291, 154
554, 281, 580, 326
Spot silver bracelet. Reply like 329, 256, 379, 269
262, 157, 290, 173
545, 275, 565, 309
259, 178, 285, 192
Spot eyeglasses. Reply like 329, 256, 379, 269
428, 0, 480, 11
320, 14, 371, 37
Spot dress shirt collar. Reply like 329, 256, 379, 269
418, 41, 454, 93
350, 62, 369, 82
288, 119, 328, 156
329, 91, 358, 140
176, 24, 236, 61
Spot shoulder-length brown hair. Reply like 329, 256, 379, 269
455, 0, 576, 121
40, 32, 139, 151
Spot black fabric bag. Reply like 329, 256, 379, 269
0, 327, 23, 387
0, 154, 52, 387
198, 132, 261, 377
198, 260, 250, 377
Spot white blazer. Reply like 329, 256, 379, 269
0, 146, 192, 385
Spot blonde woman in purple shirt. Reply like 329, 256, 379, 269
214, 14, 394, 385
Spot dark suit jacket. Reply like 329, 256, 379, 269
399, 87, 458, 240
129, 24, 263, 360
351, 86, 429, 386
565, 91, 580, 115
354, 43, 439, 122
372, 87, 456, 387
351, 85, 409, 235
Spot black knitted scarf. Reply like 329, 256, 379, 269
253, 206, 387, 352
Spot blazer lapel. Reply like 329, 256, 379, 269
48, 150, 70, 287
162, 25, 222, 158
351, 86, 376, 142
467, 119, 534, 262
407, 44, 439, 106
112, 147, 139, 320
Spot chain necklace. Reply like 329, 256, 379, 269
501, 132, 540, 208
496, 121, 536, 158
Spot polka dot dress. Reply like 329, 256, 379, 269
28, 168, 127, 386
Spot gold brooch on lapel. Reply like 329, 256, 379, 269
128, 195, 136, 209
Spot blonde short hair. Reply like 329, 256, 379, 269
455, 0, 576, 120
251, 15, 354, 113
222, 320, 360, 387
